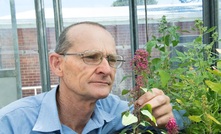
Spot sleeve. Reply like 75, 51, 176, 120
0, 117, 14, 134
173, 109, 191, 130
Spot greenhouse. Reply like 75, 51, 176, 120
0, 0, 221, 133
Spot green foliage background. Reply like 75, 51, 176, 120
146, 16, 221, 133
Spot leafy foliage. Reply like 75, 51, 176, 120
121, 49, 159, 133
121, 15, 221, 133
146, 15, 221, 133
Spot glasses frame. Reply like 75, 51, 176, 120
58, 50, 125, 68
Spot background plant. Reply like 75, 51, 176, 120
146, 15, 221, 133
121, 49, 159, 134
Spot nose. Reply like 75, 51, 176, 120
95, 58, 113, 74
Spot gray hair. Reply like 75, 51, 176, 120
55, 21, 106, 54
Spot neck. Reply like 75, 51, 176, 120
56, 88, 96, 133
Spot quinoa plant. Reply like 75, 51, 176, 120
121, 48, 178, 133
146, 16, 221, 133
121, 15, 221, 133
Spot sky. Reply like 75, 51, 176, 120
1, 0, 114, 16
0, 0, 201, 17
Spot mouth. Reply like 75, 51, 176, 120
89, 81, 111, 86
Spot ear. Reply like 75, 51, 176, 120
49, 53, 63, 77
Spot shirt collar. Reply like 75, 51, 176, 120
32, 86, 61, 132
83, 101, 116, 133
32, 85, 117, 133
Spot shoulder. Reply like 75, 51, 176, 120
0, 92, 46, 119
0, 87, 60, 133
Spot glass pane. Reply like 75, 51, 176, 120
14, 0, 39, 97
137, 0, 202, 67
0, 0, 15, 70
0, 0, 18, 107
138, 0, 202, 45
61, 0, 132, 99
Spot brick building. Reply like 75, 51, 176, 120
0, 4, 201, 97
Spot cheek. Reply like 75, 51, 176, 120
111, 70, 116, 82
78, 66, 90, 82
63, 67, 77, 84
65, 65, 90, 84
62, 61, 84, 84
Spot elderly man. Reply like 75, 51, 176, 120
0, 21, 183, 134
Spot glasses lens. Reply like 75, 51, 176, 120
107, 55, 124, 68
82, 51, 103, 65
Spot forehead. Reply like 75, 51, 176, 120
66, 24, 116, 53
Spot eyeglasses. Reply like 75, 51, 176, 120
59, 50, 125, 68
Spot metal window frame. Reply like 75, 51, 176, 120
34, 0, 51, 92
202, 0, 219, 57
53, 0, 63, 43
10, 0, 22, 98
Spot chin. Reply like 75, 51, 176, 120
98, 93, 110, 99
95, 91, 110, 99
90, 86, 112, 99
100, 95, 109, 99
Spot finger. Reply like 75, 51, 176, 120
143, 107, 173, 128
152, 100, 172, 118
155, 112, 174, 128
135, 88, 164, 106
145, 94, 170, 109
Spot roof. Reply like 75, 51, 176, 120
0, 3, 202, 28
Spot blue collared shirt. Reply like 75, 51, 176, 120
0, 86, 186, 134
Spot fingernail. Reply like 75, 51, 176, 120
137, 99, 143, 105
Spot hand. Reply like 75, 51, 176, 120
135, 88, 174, 128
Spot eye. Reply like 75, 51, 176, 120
84, 53, 102, 60
107, 55, 117, 62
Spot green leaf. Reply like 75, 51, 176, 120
205, 26, 217, 34
141, 104, 152, 113
172, 40, 179, 47
121, 89, 130, 95
151, 58, 161, 65
172, 82, 185, 88
122, 112, 138, 126
140, 87, 148, 92
211, 69, 221, 77
176, 99, 184, 105
140, 104, 157, 125
207, 67, 221, 77
188, 115, 202, 122
140, 104, 157, 126
206, 113, 221, 125
158, 70, 170, 87
217, 61, 221, 70
140, 121, 152, 127
175, 49, 185, 57
170, 92, 186, 103
194, 36, 202, 43
205, 80, 221, 95
141, 110, 157, 126
146, 40, 157, 54
164, 34, 170, 46
120, 75, 131, 83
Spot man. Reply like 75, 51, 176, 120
0, 22, 183, 133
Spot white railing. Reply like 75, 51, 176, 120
22, 85, 57, 95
